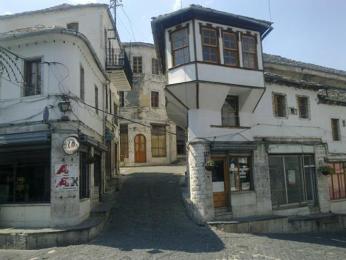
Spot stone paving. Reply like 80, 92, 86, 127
1, 166, 346, 260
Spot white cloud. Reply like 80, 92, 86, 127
172, 0, 182, 11
2, 11, 13, 15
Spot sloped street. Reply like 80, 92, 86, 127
1, 166, 346, 260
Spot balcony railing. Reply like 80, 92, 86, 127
106, 49, 133, 87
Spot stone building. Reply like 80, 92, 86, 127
119, 42, 180, 166
0, 4, 132, 228
152, 5, 346, 223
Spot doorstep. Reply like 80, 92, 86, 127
209, 213, 346, 234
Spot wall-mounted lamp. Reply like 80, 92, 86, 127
58, 101, 72, 113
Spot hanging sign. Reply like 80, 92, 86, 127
62, 136, 80, 155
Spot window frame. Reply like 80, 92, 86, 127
228, 155, 253, 192
24, 58, 42, 97
272, 92, 288, 118
221, 95, 240, 127
331, 118, 341, 141
200, 26, 220, 64
151, 91, 159, 108
120, 124, 129, 161
241, 33, 258, 69
222, 30, 240, 67
80, 65, 85, 101
296, 95, 310, 119
119, 91, 125, 107
151, 124, 167, 158
170, 26, 190, 67
152, 58, 159, 75
132, 56, 143, 74
328, 162, 346, 200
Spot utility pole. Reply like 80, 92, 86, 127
110, 0, 123, 26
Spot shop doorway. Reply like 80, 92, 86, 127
134, 134, 146, 163
211, 158, 229, 208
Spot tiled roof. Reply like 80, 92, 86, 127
263, 53, 346, 77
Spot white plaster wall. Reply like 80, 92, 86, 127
0, 6, 115, 67
0, 204, 51, 228
0, 33, 106, 135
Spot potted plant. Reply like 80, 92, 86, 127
205, 159, 215, 171
318, 165, 334, 176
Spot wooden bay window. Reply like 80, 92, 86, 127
242, 34, 257, 69
171, 27, 190, 66
223, 31, 239, 66
201, 27, 219, 63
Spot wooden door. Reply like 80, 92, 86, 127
134, 134, 146, 163
212, 158, 227, 208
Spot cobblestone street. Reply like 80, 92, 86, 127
1, 166, 346, 260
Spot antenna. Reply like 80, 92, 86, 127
110, 0, 123, 26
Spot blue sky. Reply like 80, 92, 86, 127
1, 0, 345, 71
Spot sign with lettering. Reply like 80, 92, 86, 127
54, 164, 79, 190
62, 136, 80, 155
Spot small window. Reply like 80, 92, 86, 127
242, 35, 257, 69
151, 91, 159, 108
151, 125, 166, 157
331, 119, 341, 141
120, 124, 129, 161
24, 59, 41, 96
171, 28, 190, 66
67, 22, 79, 32
273, 93, 287, 117
229, 156, 252, 192
80, 66, 85, 101
223, 32, 239, 66
133, 56, 142, 73
297, 96, 309, 119
119, 91, 125, 107
222, 95, 239, 127
201, 27, 219, 63
152, 58, 159, 75
94, 86, 99, 114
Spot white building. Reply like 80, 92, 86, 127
118, 42, 180, 166
152, 5, 346, 223
0, 4, 132, 228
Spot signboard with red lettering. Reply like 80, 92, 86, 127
54, 164, 79, 190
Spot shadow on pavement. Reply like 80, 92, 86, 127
91, 172, 224, 253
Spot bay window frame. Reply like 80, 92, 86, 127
170, 26, 190, 67
200, 25, 220, 64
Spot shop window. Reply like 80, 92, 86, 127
176, 126, 186, 156
223, 32, 239, 66
242, 35, 257, 69
0, 150, 50, 203
201, 27, 219, 63
331, 118, 341, 141
151, 91, 159, 108
229, 156, 252, 192
152, 58, 159, 75
24, 59, 42, 96
133, 56, 142, 73
119, 91, 125, 107
328, 162, 346, 200
222, 95, 239, 127
297, 96, 309, 119
273, 93, 287, 117
80, 152, 90, 199
120, 124, 129, 161
269, 155, 316, 208
151, 124, 166, 157
171, 27, 190, 66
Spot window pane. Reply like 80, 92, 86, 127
172, 28, 189, 49
222, 95, 239, 126
174, 47, 190, 66
242, 36, 256, 52
151, 125, 166, 157
223, 33, 237, 49
269, 156, 287, 207
0, 166, 14, 203
202, 28, 217, 46
273, 94, 287, 117
224, 50, 238, 66
243, 53, 256, 69
203, 46, 218, 63
298, 96, 309, 119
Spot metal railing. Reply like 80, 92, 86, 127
106, 49, 133, 87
